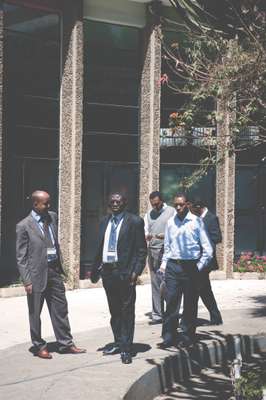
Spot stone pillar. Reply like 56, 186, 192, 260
58, 1, 83, 289
0, 9, 3, 256
216, 99, 236, 278
138, 2, 162, 216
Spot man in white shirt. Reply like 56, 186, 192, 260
91, 192, 147, 364
144, 191, 175, 323
158, 193, 213, 348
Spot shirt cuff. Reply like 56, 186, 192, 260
160, 261, 167, 271
197, 261, 205, 271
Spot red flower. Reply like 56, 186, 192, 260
159, 73, 169, 86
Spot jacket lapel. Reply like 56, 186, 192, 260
49, 212, 58, 243
28, 214, 45, 242
99, 215, 111, 243
118, 212, 130, 243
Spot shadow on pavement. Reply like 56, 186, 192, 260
249, 295, 266, 317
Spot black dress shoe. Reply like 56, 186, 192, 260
102, 345, 120, 356
157, 340, 173, 349
121, 352, 132, 364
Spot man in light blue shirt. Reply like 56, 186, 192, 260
158, 193, 213, 349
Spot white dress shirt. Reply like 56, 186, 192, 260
201, 207, 208, 219
161, 211, 213, 271
102, 213, 124, 263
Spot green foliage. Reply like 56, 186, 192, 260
161, 1, 266, 188
235, 370, 266, 400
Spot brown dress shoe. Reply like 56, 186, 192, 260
60, 345, 86, 354
35, 348, 52, 359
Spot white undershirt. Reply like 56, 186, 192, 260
102, 216, 124, 263
201, 207, 208, 219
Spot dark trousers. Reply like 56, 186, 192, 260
27, 267, 73, 351
199, 270, 222, 321
162, 259, 199, 343
102, 267, 136, 353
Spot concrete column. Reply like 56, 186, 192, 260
0, 9, 3, 256
216, 99, 236, 278
58, 1, 83, 289
138, 2, 162, 216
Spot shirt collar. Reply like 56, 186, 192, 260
201, 207, 208, 218
175, 210, 194, 223
162, 203, 167, 210
31, 209, 42, 222
111, 212, 124, 223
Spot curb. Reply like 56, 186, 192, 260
123, 334, 266, 400
1, 273, 265, 298
0, 274, 152, 297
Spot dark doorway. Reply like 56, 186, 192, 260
235, 164, 266, 255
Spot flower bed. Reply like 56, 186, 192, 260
234, 252, 266, 273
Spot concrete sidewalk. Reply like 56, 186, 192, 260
0, 280, 265, 400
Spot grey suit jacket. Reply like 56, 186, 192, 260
16, 211, 65, 292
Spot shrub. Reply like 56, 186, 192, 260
234, 252, 266, 273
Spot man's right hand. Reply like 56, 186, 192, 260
145, 234, 153, 241
24, 284, 33, 295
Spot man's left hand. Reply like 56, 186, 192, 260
130, 272, 138, 286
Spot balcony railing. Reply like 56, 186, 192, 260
160, 127, 216, 148
160, 126, 260, 148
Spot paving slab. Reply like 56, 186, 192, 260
0, 280, 265, 400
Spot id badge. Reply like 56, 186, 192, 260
47, 248, 57, 257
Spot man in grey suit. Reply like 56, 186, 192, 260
16, 191, 86, 359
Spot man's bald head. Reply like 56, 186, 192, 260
31, 191, 50, 215
31, 191, 50, 204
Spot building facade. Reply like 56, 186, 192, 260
0, 0, 265, 287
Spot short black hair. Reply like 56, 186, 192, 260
149, 191, 163, 201
174, 192, 189, 202
190, 196, 206, 208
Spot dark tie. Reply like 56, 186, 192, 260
107, 216, 118, 261
41, 216, 54, 248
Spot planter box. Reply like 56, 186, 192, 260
233, 272, 266, 280
0, 285, 26, 298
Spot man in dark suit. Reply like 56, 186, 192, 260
16, 191, 86, 359
91, 192, 147, 364
190, 198, 223, 325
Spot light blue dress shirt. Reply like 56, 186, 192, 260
102, 212, 124, 263
162, 211, 213, 271
31, 210, 57, 262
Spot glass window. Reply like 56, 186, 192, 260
235, 165, 266, 255
1, 3, 61, 285
81, 21, 141, 269
83, 20, 140, 162
160, 164, 216, 210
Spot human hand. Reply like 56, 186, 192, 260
130, 272, 138, 286
155, 233, 164, 240
146, 234, 153, 241
85, 271, 92, 280
24, 284, 33, 295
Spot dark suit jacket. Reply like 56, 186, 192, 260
203, 210, 222, 271
92, 211, 147, 279
16, 211, 65, 292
